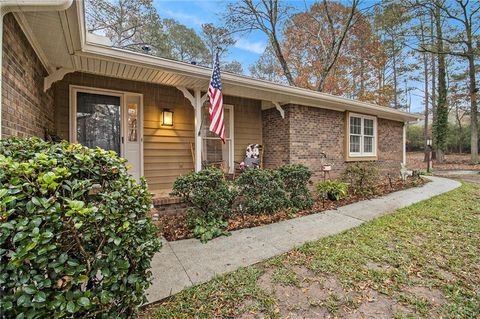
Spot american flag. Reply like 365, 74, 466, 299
208, 51, 225, 143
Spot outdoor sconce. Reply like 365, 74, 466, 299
162, 109, 174, 126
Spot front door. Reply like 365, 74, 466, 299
71, 87, 143, 181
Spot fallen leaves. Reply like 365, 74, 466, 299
158, 177, 428, 242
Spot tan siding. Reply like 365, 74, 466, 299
53, 72, 195, 196
224, 96, 263, 162
53, 72, 263, 196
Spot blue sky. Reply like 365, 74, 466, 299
153, 0, 424, 112
154, 0, 315, 70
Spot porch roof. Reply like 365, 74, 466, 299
17, 0, 419, 123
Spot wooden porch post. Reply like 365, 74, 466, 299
194, 89, 203, 172
176, 86, 208, 172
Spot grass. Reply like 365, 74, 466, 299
144, 183, 480, 318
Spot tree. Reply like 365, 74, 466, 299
201, 23, 236, 66
222, 60, 244, 74
225, 0, 296, 86
449, 73, 470, 153
374, 1, 415, 110
161, 19, 209, 64
85, 0, 165, 53
249, 45, 285, 83
416, 0, 480, 162
432, 2, 448, 163
282, 2, 388, 100
285, 0, 360, 91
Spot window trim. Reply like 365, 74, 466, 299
201, 104, 235, 174
345, 112, 378, 161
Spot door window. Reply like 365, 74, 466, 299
76, 92, 121, 154
127, 103, 138, 142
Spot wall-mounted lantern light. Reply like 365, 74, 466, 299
162, 109, 174, 126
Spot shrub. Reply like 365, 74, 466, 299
278, 164, 313, 210
0, 138, 161, 318
191, 217, 229, 243
342, 162, 378, 195
234, 169, 287, 214
170, 168, 235, 220
316, 180, 349, 201
171, 168, 235, 242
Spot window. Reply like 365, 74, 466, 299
201, 105, 234, 173
75, 92, 121, 154
348, 113, 376, 157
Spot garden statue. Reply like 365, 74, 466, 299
400, 162, 409, 181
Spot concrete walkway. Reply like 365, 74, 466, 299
146, 176, 460, 303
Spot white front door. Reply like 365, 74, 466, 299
70, 86, 143, 181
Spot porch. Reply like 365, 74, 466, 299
52, 72, 266, 197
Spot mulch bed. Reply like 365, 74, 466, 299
157, 177, 428, 242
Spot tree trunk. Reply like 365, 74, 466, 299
468, 53, 478, 162
392, 41, 399, 109
418, 16, 430, 162
423, 51, 429, 162
457, 112, 463, 154
430, 12, 437, 160
269, 33, 295, 87
433, 3, 447, 163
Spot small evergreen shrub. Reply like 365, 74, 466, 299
342, 162, 378, 195
171, 168, 235, 220
0, 138, 161, 318
234, 169, 287, 214
191, 217, 230, 243
171, 168, 235, 241
278, 164, 313, 210
316, 180, 349, 201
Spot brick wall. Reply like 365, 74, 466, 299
1, 14, 54, 138
262, 104, 404, 184
262, 107, 290, 168
377, 117, 404, 175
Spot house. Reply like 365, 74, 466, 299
0, 1, 418, 202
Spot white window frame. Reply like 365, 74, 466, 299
347, 112, 377, 157
201, 104, 234, 174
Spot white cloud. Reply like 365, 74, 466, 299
161, 9, 205, 26
234, 38, 267, 55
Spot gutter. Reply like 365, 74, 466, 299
0, 0, 73, 138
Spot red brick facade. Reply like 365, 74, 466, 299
1, 14, 54, 138
262, 104, 404, 183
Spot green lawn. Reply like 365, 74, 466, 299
143, 183, 480, 318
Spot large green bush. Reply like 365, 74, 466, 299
278, 164, 313, 210
234, 169, 287, 215
170, 168, 234, 220
170, 168, 235, 242
342, 162, 378, 196
0, 138, 161, 318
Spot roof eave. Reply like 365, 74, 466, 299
80, 42, 420, 122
